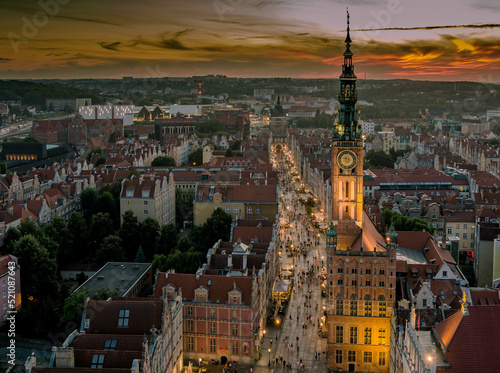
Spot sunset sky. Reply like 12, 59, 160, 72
1, 0, 499, 81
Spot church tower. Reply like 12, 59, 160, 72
331, 10, 364, 226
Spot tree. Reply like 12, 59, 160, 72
0, 161, 7, 174
152, 254, 168, 273
67, 212, 89, 262
59, 288, 89, 328
140, 217, 160, 259
225, 148, 234, 157
41, 216, 71, 267
94, 191, 118, 226
19, 218, 37, 236
151, 156, 176, 167
175, 235, 194, 253
80, 188, 98, 220
12, 235, 58, 303
365, 150, 395, 169
230, 140, 241, 150
95, 156, 107, 167
492, 124, 500, 136
119, 210, 141, 259
95, 235, 124, 265
374, 124, 382, 132
2, 227, 21, 253
86, 148, 102, 163
92, 287, 119, 300
156, 224, 178, 255
89, 213, 115, 252
134, 247, 148, 263
188, 147, 203, 166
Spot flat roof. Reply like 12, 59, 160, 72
74, 262, 151, 297
397, 246, 427, 264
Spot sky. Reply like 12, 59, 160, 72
0, 0, 499, 81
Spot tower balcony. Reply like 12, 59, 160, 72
331, 140, 364, 148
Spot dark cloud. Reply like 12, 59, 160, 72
99, 42, 121, 51
54, 15, 122, 26
352, 23, 500, 32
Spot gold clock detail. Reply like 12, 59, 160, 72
337, 149, 357, 170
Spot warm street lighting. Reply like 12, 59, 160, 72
268, 348, 271, 366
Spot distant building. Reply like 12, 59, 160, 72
79, 105, 134, 126
486, 109, 500, 121
73, 262, 152, 298
214, 109, 250, 139
46, 98, 91, 112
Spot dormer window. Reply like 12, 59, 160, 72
126, 190, 134, 197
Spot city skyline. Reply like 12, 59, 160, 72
0, 0, 499, 81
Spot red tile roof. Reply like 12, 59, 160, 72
154, 273, 253, 305
434, 306, 500, 373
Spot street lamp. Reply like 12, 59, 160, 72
276, 319, 280, 339
268, 348, 271, 366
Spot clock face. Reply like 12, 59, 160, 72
337, 149, 357, 170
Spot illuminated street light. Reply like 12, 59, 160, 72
268, 348, 271, 366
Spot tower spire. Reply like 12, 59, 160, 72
345, 8, 351, 44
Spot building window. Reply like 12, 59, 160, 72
335, 326, 343, 343
379, 281, 385, 287
365, 268, 371, 275
247, 206, 253, 214
463, 233, 467, 239
336, 350, 342, 364
187, 306, 193, 316
338, 267, 343, 273
338, 279, 343, 286
232, 341, 239, 355
336, 299, 343, 315
104, 340, 117, 351
443, 271, 447, 277
365, 301, 372, 316
210, 308, 215, 318
118, 310, 130, 327
380, 269, 385, 275
348, 351, 356, 362
349, 327, 357, 344
210, 322, 216, 333
350, 300, 357, 316
144, 201, 148, 206
255, 206, 261, 214
232, 310, 238, 319
352, 279, 357, 286
364, 328, 372, 344
379, 302, 387, 317
91, 354, 105, 369
378, 352, 386, 365
226, 206, 231, 214
187, 320, 193, 331
233, 206, 239, 214
210, 339, 216, 353
463, 224, 468, 229
365, 280, 371, 287
144, 210, 148, 215
447, 228, 452, 234
232, 324, 238, 335
187, 337, 194, 351
423, 299, 427, 307
351, 268, 357, 274
363, 351, 372, 363
378, 328, 386, 345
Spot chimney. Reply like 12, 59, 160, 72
243, 255, 247, 270
55, 347, 75, 368
228, 254, 232, 268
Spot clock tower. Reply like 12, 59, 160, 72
331, 10, 363, 226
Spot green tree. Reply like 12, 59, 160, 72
67, 212, 89, 261
152, 254, 168, 273
41, 216, 71, 267
175, 235, 194, 253
2, 227, 21, 253
79, 188, 98, 220
140, 217, 160, 258
156, 223, 178, 255
86, 148, 102, 163
89, 213, 115, 252
94, 191, 118, 226
19, 218, 37, 236
365, 150, 395, 169
225, 148, 234, 157
151, 156, 176, 167
0, 161, 7, 174
95, 156, 107, 167
188, 147, 203, 165
374, 124, 382, 132
12, 235, 58, 303
230, 140, 242, 151
92, 287, 119, 300
59, 288, 89, 328
134, 247, 148, 263
95, 235, 124, 265
119, 210, 141, 259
